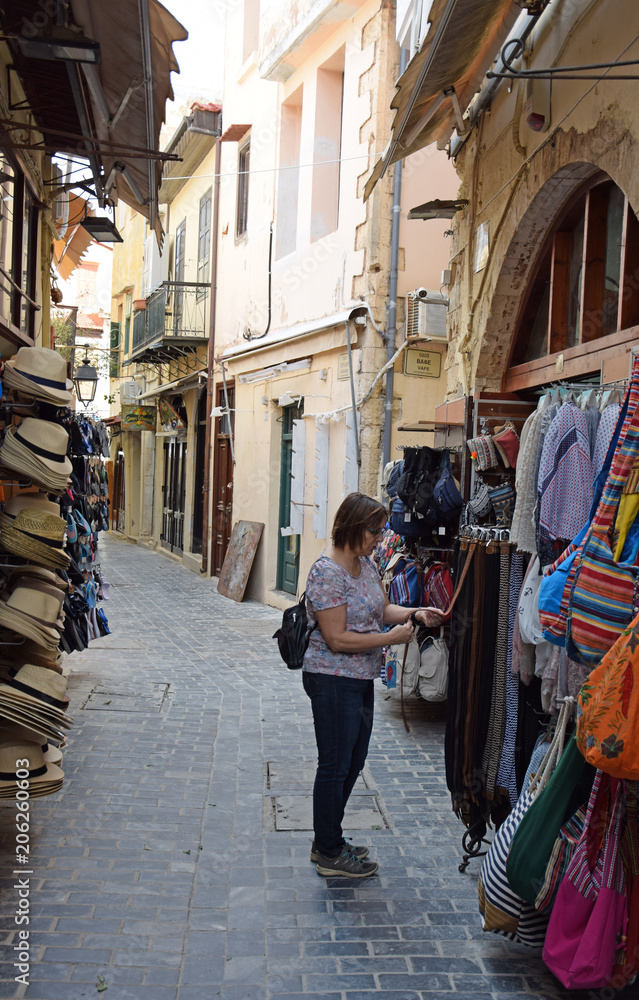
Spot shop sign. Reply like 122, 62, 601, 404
338, 350, 361, 380
158, 396, 186, 432
404, 348, 442, 379
121, 403, 156, 432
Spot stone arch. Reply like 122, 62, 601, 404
470, 115, 639, 391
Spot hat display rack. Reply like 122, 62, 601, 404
0, 347, 113, 799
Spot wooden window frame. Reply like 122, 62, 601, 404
197, 188, 212, 297
236, 141, 250, 239
505, 176, 639, 391
0, 157, 40, 346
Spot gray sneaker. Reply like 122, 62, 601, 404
310, 840, 369, 862
315, 847, 379, 878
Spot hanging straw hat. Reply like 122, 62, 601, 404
0, 740, 63, 797
0, 722, 63, 764
0, 576, 65, 652
0, 636, 64, 674
0, 663, 72, 740
0, 418, 72, 493
3, 347, 73, 406
0, 495, 70, 569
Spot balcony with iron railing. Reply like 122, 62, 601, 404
129, 281, 209, 363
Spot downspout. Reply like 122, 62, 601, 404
344, 319, 361, 467
383, 48, 408, 469
201, 136, 222, 575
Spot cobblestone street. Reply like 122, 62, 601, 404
0, 534, 573, 1000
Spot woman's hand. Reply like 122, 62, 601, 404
386, 621, 415, 645
414, 608, 446, 628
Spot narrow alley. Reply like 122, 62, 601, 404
1, 536, 567, 1000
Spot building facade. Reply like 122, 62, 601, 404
214, 0, 458, 607
110, 104, 220, 566
370, 0, 639, 401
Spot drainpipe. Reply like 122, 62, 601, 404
383, 48, 408, 469
201, 135, 222, 575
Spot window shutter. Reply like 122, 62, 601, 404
289, 418, 306, 535
313, 423, 329, 539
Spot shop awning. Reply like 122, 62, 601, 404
70, 0, 187, 246
363, 0, 520, 201
3, 1, 187, 246
52, 195, 94, 280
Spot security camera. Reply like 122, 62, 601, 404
415, 287, 429, 299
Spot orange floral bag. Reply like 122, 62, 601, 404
577, 611, 639, 777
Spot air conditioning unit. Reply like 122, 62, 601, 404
406, 289, 449, 341
120, 380, 142, 405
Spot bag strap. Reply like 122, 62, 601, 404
438, 539, 477, 621
593, 354, 639, 531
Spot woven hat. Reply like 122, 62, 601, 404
0, 418, 72, 493
0, 636, 64, 674
0, 496, 69, 570
3, 347, 72, 406
0, 663, 72, 741
0, 576, 65, 652
0, 740, 63, 796
0, 722, 63, 764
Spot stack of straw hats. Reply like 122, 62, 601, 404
0, 418, 72, 493
0, 663, 72, 744
0, 493, 70, 570
2, 347, 73, 406
0, 567, 67, 653
0, 738, 64, 798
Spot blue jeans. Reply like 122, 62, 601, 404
302, 671, 374, 857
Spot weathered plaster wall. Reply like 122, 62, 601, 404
446, 0, 639, 396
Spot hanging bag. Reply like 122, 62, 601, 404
577, 607, 639, 777
387, 555, 424, 607
567, 376, 639, 667
534, 803, 587, 913
492, 421, 520, 469
477, 700, 573, 946
505, 730, 592, 905
538, 384, 634, 644
433, 450, 463, 523
542, 773, 628, 989
417, 632, 448, 702
422, 560, 453, 612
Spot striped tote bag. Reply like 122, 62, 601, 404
567, 361, 639, 668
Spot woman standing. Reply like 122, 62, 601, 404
303, 492, 443, 878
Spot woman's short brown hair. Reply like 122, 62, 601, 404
332, 492, 387, 550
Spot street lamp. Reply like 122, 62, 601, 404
73, 356, 98, 406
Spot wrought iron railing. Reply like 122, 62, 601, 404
131, 281, 209, 356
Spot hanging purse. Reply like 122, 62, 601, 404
487, 479, 516, 528
542, 773, 628, 989
577, 607, 639, 777
463, 474, 492, 523
417, 632, 448, 702
567, 383, 639, 668
422, 561, 453, 612
467, 430, 498, 471
492, 421, 520, 469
